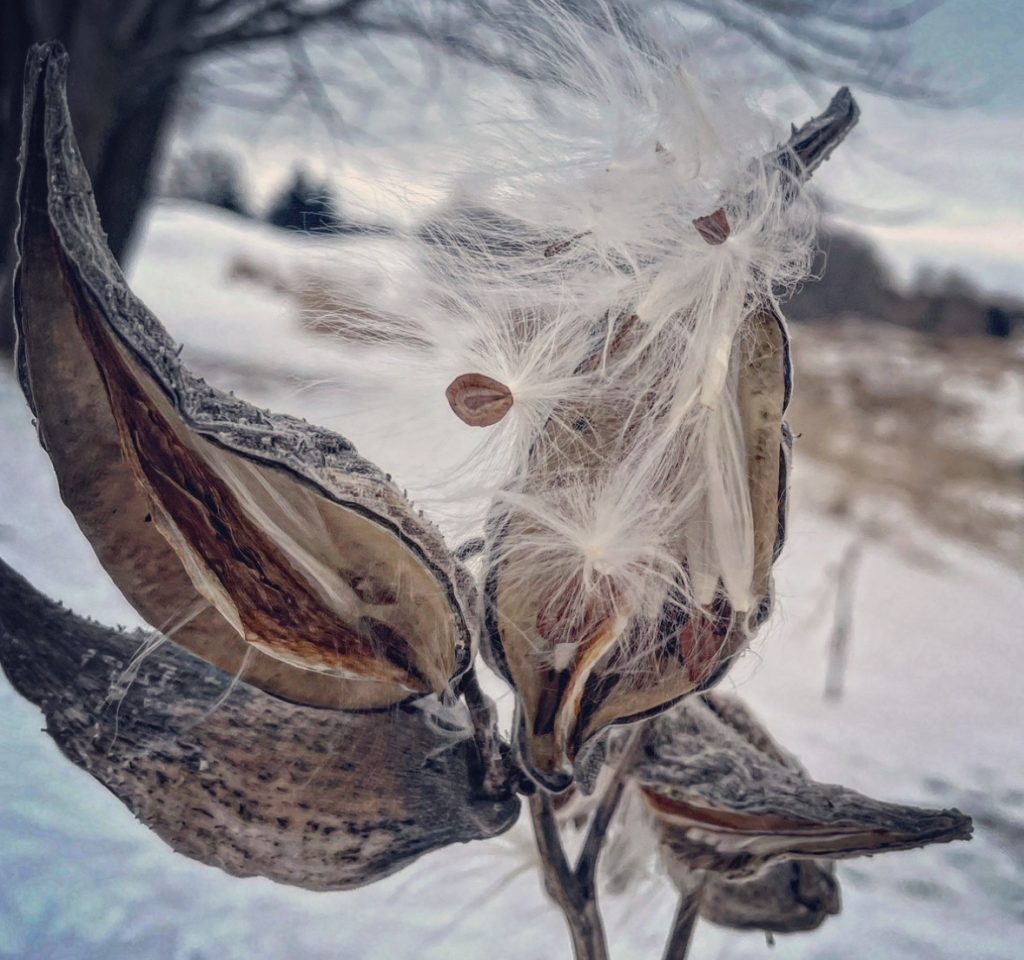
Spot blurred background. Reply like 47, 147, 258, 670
0, 1, 1021, 958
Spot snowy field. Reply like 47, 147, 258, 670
0, 204, 1021, 959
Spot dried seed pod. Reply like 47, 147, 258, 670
0, 558, 519, 889
699, 860, 840, 934
446, 372, 514, 426
477, 88, 860, 793
483, 305, 793, 791
634, 693, 972, 880
14, 44, 473, 710
649, 694, 840, 934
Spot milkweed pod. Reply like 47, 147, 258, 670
653, 694, 842, 935
482, 305, 793, 791
14, 44, 473, 709
0, 559, 519, 889
634, 694, 972, 879
474, 87, 861, 793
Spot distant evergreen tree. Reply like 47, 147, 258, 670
266, 170, 338, 233
985, 306, 1012, 339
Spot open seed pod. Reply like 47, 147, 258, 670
0, 558, 519, 889
482, 300, 794, 791
634, 693, 972, 880
480, 90, 860, 792
14, 43, 473, 710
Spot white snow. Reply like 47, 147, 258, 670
0, 205, 1020, 959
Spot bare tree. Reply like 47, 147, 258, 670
0, 0, 376, 354
0, 0, 944, 356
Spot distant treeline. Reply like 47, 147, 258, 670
786, 227, 1022, 339
163, 153, 1020, 339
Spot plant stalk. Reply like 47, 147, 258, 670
660, 888, 703, 960
530, 793, 611, 960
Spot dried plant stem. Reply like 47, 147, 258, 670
530, 793, 610, 960
660, 887, 703, 960
461, 667, 513, 798
824, 540, 862, 702
575, 728, 646, 896
530, 727, 647, 959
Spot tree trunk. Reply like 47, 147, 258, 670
93, 79, 181, 263
0, 0, 188, 358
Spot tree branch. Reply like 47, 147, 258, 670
143, 0, 374, 64
679, 0, 943, 101
204, 0, 375, 50
741, 0, 941, 33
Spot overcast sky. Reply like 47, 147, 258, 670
839, 0, 1024, 295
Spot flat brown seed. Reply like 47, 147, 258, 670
693, 207, 731, 245
446, 373, 514, 427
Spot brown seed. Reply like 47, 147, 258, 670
608, 313, 640, 356
544, 231, 590, 258
445, 373, 514, 427
693, 207, 731, 245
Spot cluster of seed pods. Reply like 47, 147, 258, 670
0, 46, 971, 945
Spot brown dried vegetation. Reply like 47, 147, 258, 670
787, 321, 1024, 563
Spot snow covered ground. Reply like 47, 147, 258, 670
0, 204, 1021, 959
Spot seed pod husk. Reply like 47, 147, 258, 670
635, 694, 972, 879
0, 557, 519, 889
483, 306, 793, 790
15, 43, 473, 710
